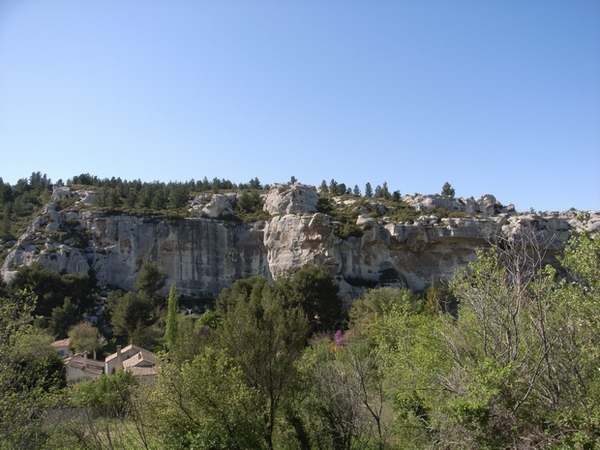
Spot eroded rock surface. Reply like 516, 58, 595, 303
1, 185, 597, 301
263, 183, 319, 215
2, 209, 268, 297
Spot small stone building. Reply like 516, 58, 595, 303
104, 344, 157, 381
51, 338, 72, 359
64, 354, 105, 383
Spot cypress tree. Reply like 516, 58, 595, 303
165, 283, 179, 349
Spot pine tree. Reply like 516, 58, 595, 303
329, 179, 338, 194
441, 181, 455, 197
164, 283, 179, 349
1, 204, 13, 240
319, 180, 329, 194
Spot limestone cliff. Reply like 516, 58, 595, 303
1, 184, 598, 300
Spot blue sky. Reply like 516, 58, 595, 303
1, 0, 599, 212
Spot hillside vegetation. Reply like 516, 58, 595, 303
1, 173, 599, 449
1, 172, 468, 253
1, 231, 599, 449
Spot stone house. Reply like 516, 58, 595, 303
51, 338, 72, 359
64, 353, 105, 383
104, 344, 157, 381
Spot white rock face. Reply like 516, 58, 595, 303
1, 209, 268, 296
264, 213, 339, 279
78, 190, 97, 205
261, 207, 578, 298
201, 193, 236, 218
559, 210, 600, 234
586, 214, 600, 233
403, 194, 514, 216
263, 183, 319, 215
51, 186, 71, 201
1, 185, 594, 300
51, 187, 96, 205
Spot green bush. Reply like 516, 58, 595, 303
70, 371, 138, 418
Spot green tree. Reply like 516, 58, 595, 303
365, 182, 373, 198
349, 286, 420, 337
277, 264, 342, 333
167, 315, 214, 367
135, 261, 167, 306
248, 177, 262, 190
441, 181, 455, 197
319, 180, 329, 194
168, 183, 189, 208
1, 203, 13, 240
60, 271, 95, 313
197, 309, 221, 329
108, 291, 156, 340
236, 190, 263, 217
423, 281, 455, 316
0, 178, 14, 204
390, 233, 600, 449
148, 347, 265, 449
217, 276, 261, 315
297, 331, 396, 449
164, 283, 179, 349
0, 290, 66, 449
106, 187, 123, 208
217, 277, 310, 449
545, 233, 600, 447
360, 288, 442, 448
560, 233, 600, 292
124, 186, 139, 208
329, 179, 338, 194
71, 370, 138, 419
130, 320, 162, 350
151, 185, 168, 210
68, 322, 102, 355
136, 185, 153, 208
375, 181, 391, 200
50, 297, 79, 338
8, 262, 64, 317
9, 261, 95, 320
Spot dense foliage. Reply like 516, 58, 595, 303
2, 172, 599, 449
1, 172, 425, 251
2, 233, 597, 449
0, 172, 53, 242
0, 290, 66, 449
7, 262, 96, 321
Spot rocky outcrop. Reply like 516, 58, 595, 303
263, 210, 576, 301
52, 185, 97, 205
263, 183, 319, 215
1, 204, 268, 297
199, 193, 236, 219
403, 193, 516, 216
1, 185, 598, 301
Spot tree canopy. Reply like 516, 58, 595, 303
442, 181, 456, 197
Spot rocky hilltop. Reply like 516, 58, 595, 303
1, 183, 598, 301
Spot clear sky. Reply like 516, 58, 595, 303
1, 0, 599, 212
